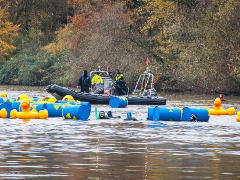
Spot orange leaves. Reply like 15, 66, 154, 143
67, 0, 94, 33
43, 0, 97, 56
67, 0, 115, 29
70, 13, 91, 32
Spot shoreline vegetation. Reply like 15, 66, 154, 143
0, 0, 239, 95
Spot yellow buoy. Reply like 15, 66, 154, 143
209, 98, 235, 115
0, 93, 7, 98
48, 97, 57, 103
62, 95, 74, 101
0, 108, 8, 118
17, 94, 29, 101
10, 99, 48, 119
236, 112, 240, 122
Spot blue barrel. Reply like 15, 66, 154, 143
148, 106, 161, 121
56, 101, 91, 111
153, 106, 161, 121
150, 107, 182, 121
12, 101, 21, 111
62, 105, 91, 120
0, 101, 13, 118
46, 103, 65, 117
147, 107, 154, 120
12, 102, 47, 112
182, 107, 209, 122
31, 103, 47, 112
79, 102, 91, 111
57, 101, 91, 109
0, 97, 10, 104
109, 97, 128, 108
159, 107, 182, 121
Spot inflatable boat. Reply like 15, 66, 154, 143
46, 84, 166, 105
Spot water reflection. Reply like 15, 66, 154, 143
0, 86, 240, 179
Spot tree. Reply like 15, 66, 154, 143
0, 0, 19, 60
134, 0, 240, 93
6, 0, 69, 42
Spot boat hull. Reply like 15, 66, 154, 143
46, 84, 166, 105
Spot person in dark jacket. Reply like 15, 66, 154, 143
77, 70, 91, 93
112, 76, 128, 95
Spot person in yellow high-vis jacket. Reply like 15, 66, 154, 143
91, 72, 103, 87
115, 71, 124, 81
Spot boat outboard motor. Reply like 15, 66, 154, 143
143, 88, 157, 96
150, 88, 157, 96
94, 87, 104, 94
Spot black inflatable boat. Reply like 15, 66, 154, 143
46, 84, 166, 105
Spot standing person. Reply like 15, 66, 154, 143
91, 72, 103, 87
91, 72, 104, 94
115, 71, 124, 81
219, 94, 225, 101
77, 70, 91, 93
113, 76, 128, 95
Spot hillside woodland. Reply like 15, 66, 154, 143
0, 0, 239, 94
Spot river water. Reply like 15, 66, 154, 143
0, 86, 240, 179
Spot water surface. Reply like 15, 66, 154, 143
0, 86, 240, 179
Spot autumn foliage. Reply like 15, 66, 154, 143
135, 0, 240, 93
0, 0, 240, 94
0, 0, 19, 60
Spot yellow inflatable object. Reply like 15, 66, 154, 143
62, 95, 74, 101
236, 112, 240, 122
209, 98, 235, 115
48, 97, 57, 103
17, 94, 29, 101
36, 100, 49, 104
10, 99, 48, 119
0, 93, 7, 98
0, 108, 8, 118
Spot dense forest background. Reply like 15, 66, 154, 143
0, 0, 239, 94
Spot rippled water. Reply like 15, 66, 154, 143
0, 86, 240, 179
